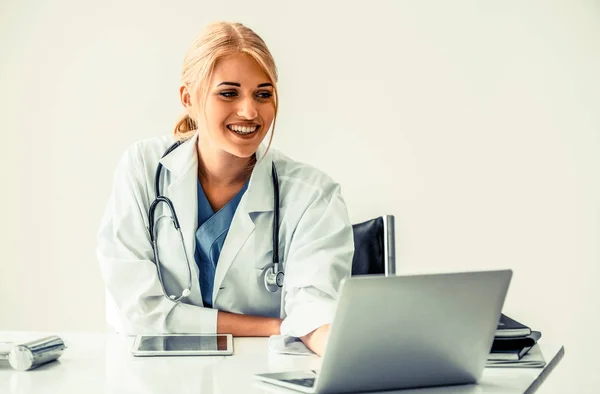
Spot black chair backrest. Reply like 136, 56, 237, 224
351, 216, 395, 276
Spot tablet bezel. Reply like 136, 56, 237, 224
131, 333, 234, 357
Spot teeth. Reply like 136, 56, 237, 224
228, 125, 258, 134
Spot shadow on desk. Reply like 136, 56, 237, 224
252, 344, 565, 394
253, 380, 486, 394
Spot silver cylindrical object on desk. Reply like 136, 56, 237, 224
6, 336, 66, 371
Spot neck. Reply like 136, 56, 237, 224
196, 138, 255, 187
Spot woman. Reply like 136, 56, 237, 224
97, 21, 354, 356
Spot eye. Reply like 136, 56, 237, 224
218, 91, 238, 98
256, 91, 273, 100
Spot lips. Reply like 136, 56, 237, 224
227, 124, 260, 135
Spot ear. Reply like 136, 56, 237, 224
179, 85, 191, 108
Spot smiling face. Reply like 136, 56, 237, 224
183, 53, 276, 159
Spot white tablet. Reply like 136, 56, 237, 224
131, 334, 233, 357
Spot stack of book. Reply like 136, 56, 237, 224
487, 314, 545, 367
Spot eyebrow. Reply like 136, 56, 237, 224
217, 82, 273, 88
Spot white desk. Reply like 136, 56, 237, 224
0, 332, 564, 394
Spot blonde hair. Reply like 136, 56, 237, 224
174, 21, 279, 150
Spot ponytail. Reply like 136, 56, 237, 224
173, 113, 197, 140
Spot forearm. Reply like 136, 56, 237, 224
217, 311, 282, 337
300, 324, 330, 357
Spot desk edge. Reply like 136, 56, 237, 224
523, 345, 565, 394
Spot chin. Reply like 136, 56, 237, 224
222, 133, 267, 159
225, 144, 260, 159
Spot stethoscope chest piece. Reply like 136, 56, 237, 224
264, 266, 284, 293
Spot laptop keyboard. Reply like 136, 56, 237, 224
281, 378, 316, 388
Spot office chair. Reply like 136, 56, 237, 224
351, 215, 396, 276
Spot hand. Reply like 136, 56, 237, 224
300, 324, 330, 357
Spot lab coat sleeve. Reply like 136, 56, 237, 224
279, 184, 354, 337
96, 144, 217, 334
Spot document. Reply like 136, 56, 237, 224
268, 335, 314, 355
486, 344, 546, 368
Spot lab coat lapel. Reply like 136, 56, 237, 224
212, 144, 275, 301
159, 133, 200, 293
211, 200, 255, 301
244, 144, 275, 214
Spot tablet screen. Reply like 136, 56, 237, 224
136, 335, 230, 352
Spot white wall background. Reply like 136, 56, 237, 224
1, 0, 598, 392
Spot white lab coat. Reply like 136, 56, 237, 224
97, 132, 354, 337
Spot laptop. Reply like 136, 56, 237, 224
255, 269, 512, 394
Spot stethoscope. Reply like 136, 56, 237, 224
148, 139, 284, 303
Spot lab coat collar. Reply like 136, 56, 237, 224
159, 131, 275, 215
158, 132, 199, 178
244, 143, 275, 214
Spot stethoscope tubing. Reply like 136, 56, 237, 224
149, 139, 284, 303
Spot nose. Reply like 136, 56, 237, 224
236, 96, 258, 120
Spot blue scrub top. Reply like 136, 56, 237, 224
194, 180, 248, 308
